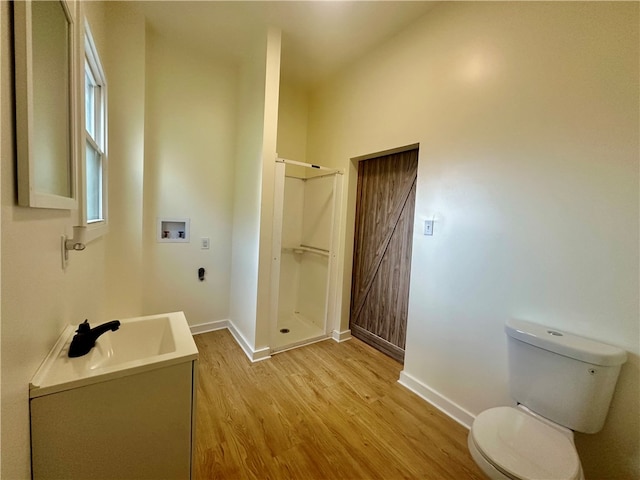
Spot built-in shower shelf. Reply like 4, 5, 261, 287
282, 245, 330, 257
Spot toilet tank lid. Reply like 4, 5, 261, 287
505, 319, 627, 366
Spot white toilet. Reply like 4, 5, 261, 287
468, 318, 627, 480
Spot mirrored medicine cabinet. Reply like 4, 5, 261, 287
14, 0, 77, 209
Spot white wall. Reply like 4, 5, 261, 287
104, 3, 146, 320
142, 29, 237, 325
229, 32, 268, 351
277, 77, 309, 163
253, 27, 282, 351
306, 3, 639, 478
1, 3, 108, 477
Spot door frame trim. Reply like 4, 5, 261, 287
351, 143, 419, 163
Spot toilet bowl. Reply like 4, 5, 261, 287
468, 406, 584, 480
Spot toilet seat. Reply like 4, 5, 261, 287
471, 407, 581, 480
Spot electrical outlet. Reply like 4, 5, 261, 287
201, 237, 210, 249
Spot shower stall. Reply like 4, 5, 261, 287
270, 159, 342, 352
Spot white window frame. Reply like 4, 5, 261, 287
82, 19, 107, 240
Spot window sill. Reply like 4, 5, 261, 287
85, 221, 108, 243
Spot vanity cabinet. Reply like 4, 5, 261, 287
29, 312, 198, 480
31, 361, 197, 479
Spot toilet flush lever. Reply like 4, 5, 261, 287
546, 330, 563, 336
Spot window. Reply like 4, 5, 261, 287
84, 22, 106, 230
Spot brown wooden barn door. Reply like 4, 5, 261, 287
349, 148, 418, 363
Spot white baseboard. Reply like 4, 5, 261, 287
190, 319, 229, 335
398, 370, 475, 429
192, 319, 271, 363
331, 329, 352, 342
227, 321, 272, 362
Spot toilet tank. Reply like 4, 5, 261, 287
505, 319, 627, 434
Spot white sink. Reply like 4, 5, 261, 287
86, 316, 176, 370
30, 311, 198, 398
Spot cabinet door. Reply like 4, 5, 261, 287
31, 362, 194, 480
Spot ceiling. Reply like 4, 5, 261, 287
131, 1, 436, 87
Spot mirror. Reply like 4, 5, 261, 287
14, 0, 77, 209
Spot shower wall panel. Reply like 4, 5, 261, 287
278, 177, 304, 318
278, 173, 334, 332
301, 176, 333, 250
297, 176, 334, 327
281, 177, 304, 247
297, 254, 328, 328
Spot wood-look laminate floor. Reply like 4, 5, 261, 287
194, 330, 485, 480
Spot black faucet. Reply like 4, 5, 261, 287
68, 319, 121, 358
